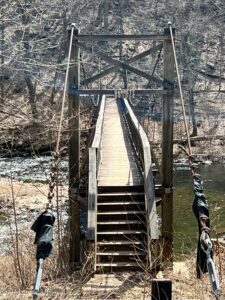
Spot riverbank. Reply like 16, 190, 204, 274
0, 151, 224, 300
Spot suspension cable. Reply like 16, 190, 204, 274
56, 25, 75, 154
47, 24, 75, 206
169, 22, 221, 296
168, 22, 192, 158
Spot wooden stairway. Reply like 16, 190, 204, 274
96, 186, 147, 270
88, 96, 159, 272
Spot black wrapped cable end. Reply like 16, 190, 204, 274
192, 177, 212, 278
31, 208, 55, 260
31, 209, 55, 299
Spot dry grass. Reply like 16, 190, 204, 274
0, 235, 224, 300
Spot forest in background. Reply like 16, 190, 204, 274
0, 0, 225, 157
0, 1, 225, 299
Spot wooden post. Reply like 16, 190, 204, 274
68, 25, 81, 268
161, 25, 175, 265
152, 279, 172, 300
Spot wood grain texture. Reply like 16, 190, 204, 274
97, 98, 143, 186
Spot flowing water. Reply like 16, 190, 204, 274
0, 157, 224, 258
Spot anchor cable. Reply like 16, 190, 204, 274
168, 22, 221, 298
169, 23, 192, 158
55, 25, 75, 154
31, 24, 76, 300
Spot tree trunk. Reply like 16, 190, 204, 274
19, 1, 38, 120
189, 88, 197, 137
95, 1, 104, 26
103, 0, 109, 31
1, 16, 5, 104
24, 72, 38, 119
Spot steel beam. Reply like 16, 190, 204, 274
68, 88, 170, 96
76, 34, 171, 41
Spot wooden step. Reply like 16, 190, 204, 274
97, 230, 146, 235
97, 220, 143, 225
155, 184, 163, 197
97, 192, 144, 197
97, 201, 144, 206
96, 262, 139, 267
97, 211, 145, 215
97, 241, 142, 245
96, 251, 146, 256
97, 186, 144, 193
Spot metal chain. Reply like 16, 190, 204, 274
47, 153, 59, 206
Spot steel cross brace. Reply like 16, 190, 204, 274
80, 43, 163, 86
77, 42, 164, 86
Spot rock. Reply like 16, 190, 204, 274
203, 160, 213, 165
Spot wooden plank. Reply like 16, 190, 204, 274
69, 88, 168, 96
161, 27, 175, 264
98, 192, 144, 196
95, 262, 139, 267
97, 211, 145, 215
97, 180, 143, 186
87, 148, 97, 241
97, 221, 142, 224
77, 42, 164, 85
97, 201, 143, 205
81, 44, 163, 85
97, 179, 143, 183
151, 279, 172, 300
91, 95, 105, 148
97, 241, 142, 245
97, 230, 145, 234
98, 173, 141, 178
97, 251, 145, 256
97, 98, 143, 186
76, 34, 171, 41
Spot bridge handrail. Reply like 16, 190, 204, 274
123, 98, 159, 240
87, 95, 106, 242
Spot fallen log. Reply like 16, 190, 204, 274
173, 135, 225, 143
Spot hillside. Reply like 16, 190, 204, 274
0, 1, 225, 299
1, 0, 225, 152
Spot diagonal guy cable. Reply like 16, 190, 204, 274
56, 24, 75, 153
168, 22, 192, 157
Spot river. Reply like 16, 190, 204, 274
174, 163, 225, 259
0, 157, 224, 258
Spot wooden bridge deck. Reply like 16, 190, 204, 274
97, 97, 143, 186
